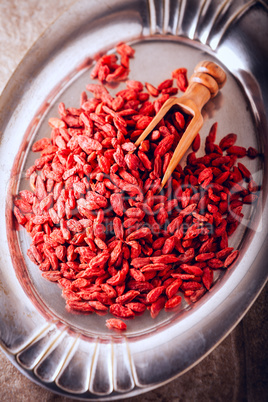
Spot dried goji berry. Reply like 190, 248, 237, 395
165, 295, 182, 310
106, 318, 127, 331
13, 43, 259, 331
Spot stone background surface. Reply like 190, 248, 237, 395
0, 1, 267, 401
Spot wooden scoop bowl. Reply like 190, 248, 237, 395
135, 61, 227, 190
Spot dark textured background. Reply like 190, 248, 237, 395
0, 1, 267, 401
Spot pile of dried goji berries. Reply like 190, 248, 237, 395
13, 42, 260, 331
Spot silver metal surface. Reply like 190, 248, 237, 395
0, 0, 267, 399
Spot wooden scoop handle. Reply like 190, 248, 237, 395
194, 60, 227, 89
180, 61, 227, 111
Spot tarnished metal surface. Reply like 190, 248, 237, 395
0, 0, 267, 399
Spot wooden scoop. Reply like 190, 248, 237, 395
135, 61, 227, 190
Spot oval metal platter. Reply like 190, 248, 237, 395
0, 0, 267, 399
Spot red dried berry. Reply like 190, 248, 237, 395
13, 44, 259, 331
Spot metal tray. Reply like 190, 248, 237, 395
0, 0, 267, 399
